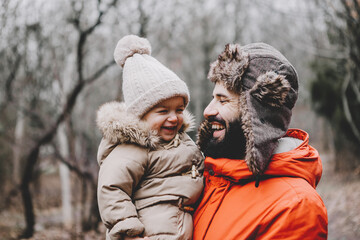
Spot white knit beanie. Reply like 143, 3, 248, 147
114, 35, 190, 118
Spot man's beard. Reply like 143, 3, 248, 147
198, 117, 247, 159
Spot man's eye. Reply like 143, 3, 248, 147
176, 109, 184, 113
158, 110, 168, 113
219, 99, 228, 104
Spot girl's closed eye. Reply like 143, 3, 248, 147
157, 109, 168, 114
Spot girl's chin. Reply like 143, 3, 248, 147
159, 132, 177, 142
160, 135, 176, 142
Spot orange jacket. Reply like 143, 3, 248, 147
193, 129, 328, 240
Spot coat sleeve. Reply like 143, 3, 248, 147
258, 190, 328, 240
97, 144, 148, 239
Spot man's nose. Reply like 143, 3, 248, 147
204, 102, 218, 119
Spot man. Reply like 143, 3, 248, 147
193, 43, 328, 239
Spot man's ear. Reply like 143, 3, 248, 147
250, 71, 291, 108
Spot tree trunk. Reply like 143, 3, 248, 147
20, 146, 40, 238
57, 123, 73, 230
12, 98, 25, 184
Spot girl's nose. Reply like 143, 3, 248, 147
167, 113, 178, 123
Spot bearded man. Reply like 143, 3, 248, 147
193, 43, 328, 239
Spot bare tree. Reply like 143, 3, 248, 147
57, 122, 73, 229
19, 0, 118, 237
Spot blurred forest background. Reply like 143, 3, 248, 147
0, 0, 359, 239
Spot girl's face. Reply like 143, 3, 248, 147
142, 96, 185, 142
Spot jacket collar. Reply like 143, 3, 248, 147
96, 101, 195, 149
204, 129, 322, 188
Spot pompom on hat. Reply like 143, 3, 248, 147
114, 35, 190, 118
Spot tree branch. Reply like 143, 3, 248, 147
342, 63, 360, 142
350, 78, 360, 102
75, 0, 118, 83
85, 59, 115, 84
351, 0, 360, 19
52, 144, 96, 188
5, 53, 21, 102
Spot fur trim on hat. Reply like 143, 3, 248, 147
250, 71, 291, 108
208, 44, 249, 93
240, 91, 259, 174
96, 101, 195, 149
114, 35, 151, 67
196, 119, 213, 151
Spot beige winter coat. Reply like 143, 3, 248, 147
96, 102, 204, 240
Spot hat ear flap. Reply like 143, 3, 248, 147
250, 71, 291, 108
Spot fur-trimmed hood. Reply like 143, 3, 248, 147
96, 101, 196, 149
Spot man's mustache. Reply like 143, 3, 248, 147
207, 116, 226, 126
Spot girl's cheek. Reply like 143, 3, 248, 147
154, 116, 166, 127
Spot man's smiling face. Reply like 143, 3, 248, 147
203, 82, 241, 142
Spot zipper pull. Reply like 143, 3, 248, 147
191, 164, 199, 179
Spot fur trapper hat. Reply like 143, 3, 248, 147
201, 42, 298, 176
114, 35, 190, 118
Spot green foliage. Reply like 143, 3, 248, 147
310, 56, 360, 170
311, 0, 360, 171
310, 58, 359, 136
310, 59, 343, 119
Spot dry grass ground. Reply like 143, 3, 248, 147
317, 153, 360, 240
0, 153, 359, 240
0, 208, 107, 240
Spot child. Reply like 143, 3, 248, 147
96, 35, 204, 240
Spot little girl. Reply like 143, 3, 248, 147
96, 35, 204, 240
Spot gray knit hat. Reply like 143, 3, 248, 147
202, 42, 298, 175
114, 35, 190, 118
